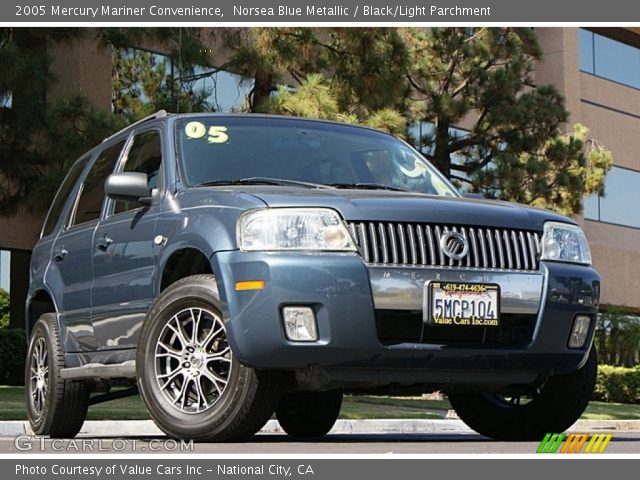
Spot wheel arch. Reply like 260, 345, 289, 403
26, 289, 58, 338
158, 246, 215, 293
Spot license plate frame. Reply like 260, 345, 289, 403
423, 281, 501, 327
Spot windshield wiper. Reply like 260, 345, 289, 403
328, 182, 410, 192
195, 177, 329, 189
196, 178, 409, 192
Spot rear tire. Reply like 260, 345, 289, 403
276, 391, 343, 438
136, 274, 282, 442
25, 313, 90, 438
448, 347, 597, 440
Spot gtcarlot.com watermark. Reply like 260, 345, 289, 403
14, 435, 194, 452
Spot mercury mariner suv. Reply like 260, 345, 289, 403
25, 112, 599, 441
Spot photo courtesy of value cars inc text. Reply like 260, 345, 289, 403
14, 463, 315, 477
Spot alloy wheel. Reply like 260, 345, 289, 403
154, 307, 233, 414
29, 337, 49, 417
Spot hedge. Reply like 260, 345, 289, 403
595, 309, 640, 366
0, 288, 9, 329
0, 328, 26, 386
593, 364, 640, 404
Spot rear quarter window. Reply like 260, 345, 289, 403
41, 155, 90, 238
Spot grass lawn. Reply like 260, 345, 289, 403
581, 401, 640, 420
0, 386, 150, 421
341, 396, 448, 419
1, 386, 638, 421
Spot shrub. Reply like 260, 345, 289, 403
593, 364, 640, 404
0, 288, 9, 329
0, 328, 26, 385
595, 309, 640, 367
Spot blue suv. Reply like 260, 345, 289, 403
25, 112, 600, 441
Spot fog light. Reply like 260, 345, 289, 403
282, 306, 318, 342
568, 315, 591, 349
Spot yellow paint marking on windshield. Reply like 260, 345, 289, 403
433, 176, 451, 196
184, 121, 229, 144
399, 158, 428, 178
184, 121, 207, 139
207, 126, 228, 144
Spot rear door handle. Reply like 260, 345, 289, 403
53, 248, 68, 262
95, 236, 113, 251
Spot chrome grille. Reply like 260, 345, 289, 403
347, 222, 541, 271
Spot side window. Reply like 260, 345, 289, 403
71, 140, 125, 227
42, 155, 90, 237
113, 130, 162, 215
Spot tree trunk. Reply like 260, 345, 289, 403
433, 120, 452, 177
250, 69, 273, 112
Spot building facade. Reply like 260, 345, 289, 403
1, 27, 639, 324
534, 28, 640, 312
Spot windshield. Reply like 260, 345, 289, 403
176, 116, 459, 197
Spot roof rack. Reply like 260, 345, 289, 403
102, 110, 168, 143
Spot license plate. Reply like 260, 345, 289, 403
425, 282, 500, 327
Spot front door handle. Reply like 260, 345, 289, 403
53, 248, 68, 262
95, 236, 113, 251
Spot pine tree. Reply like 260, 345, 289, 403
0, 28, 209, 214
216, 28, 324, 112
237, 28, 411, 136
1, 27, 613, 217
403, 27, 612, 215
0, 28, 110, 214
108, 27, 211, 121
222, 27, 612, 215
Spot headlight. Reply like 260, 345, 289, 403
238, 208, 357, 252
541, 222, 591, 265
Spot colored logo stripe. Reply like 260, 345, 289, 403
537, 433, 613, 453
537, 433, 565, 453
584, 433, 613, 453
559, 434, 589, 453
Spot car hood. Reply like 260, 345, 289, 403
210, 186, 573, 231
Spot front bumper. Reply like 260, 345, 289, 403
212, 251, 600, 386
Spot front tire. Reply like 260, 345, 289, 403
25, 313, 90, 438
276, 391, 343, 438
136, 274, 281, 442
448, 347, 597, 441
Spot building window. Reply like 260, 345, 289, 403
579, 29, 595, 74
579, 29, 640, 89
112, 48, 175, 114
112, 47, 253, 115
0, 250, 9, 293
182, 66, 254, 113
0, 92, 11, 109
583, 190, 599, 220
584, 166, 640, 229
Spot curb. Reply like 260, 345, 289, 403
1, 419, 639, 438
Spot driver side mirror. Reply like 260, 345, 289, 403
105, 172, 152, 205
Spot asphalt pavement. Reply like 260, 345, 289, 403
1, 432, 640, 454
1, 420, 639, 454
